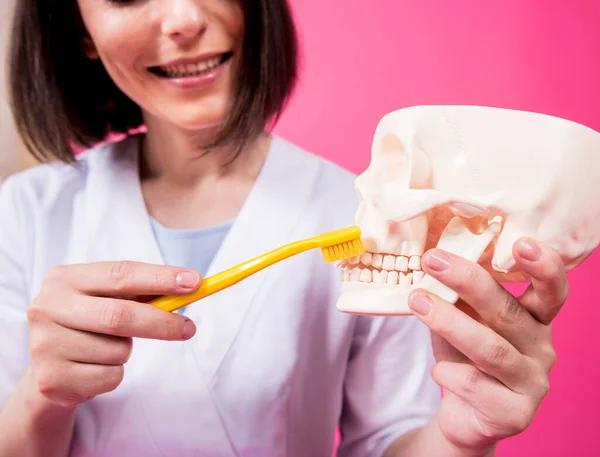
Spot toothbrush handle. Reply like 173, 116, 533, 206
149, 239, 316, 312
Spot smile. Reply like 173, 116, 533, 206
150, 52, 233, 78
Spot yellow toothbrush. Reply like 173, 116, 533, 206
149, 225, 365, 313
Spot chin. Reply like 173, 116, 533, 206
143, 91, 233, 138
170, 105, 229, 133
181, 117, 224, 132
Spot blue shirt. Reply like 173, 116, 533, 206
149, 216, 234, 313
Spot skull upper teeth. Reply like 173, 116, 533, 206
371, 253, 383, 268
360, 252, 373, 265
382, 255, 395, 270
395, 256, 408, 271
338, 251, 423, 287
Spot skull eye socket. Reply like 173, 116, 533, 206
379, 134, 409, 183
381, 133, 404, 155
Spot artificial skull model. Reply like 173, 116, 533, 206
337, 105, 600, 315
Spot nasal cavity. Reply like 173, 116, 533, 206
379, 134, 409, 183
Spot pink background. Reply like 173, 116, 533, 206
276, 1, 600, 456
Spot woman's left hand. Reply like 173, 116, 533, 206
407, 237, 568, 454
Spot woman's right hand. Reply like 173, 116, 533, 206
26, 261, 202, 408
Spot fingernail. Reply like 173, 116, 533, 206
176, 271, 200, 289
519, 238, 541, 261
182, 316, 196, 339
424, 250, 450, 271
408, 291, 433, 316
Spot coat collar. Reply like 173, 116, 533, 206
84, 133, 322, 380
84, 135, 163, 265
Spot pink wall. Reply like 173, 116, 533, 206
276, 1, 600, 456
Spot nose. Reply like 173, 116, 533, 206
161, 0, 207, 40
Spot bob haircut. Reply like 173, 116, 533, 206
8, 0, 299, 164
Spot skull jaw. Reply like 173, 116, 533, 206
336, 282, 415, 315
336, 216, 503, 316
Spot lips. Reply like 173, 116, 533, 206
149, 52, 233, 78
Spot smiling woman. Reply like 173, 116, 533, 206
9, 0, 298, 163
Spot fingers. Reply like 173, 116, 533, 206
431, 331, 471, 364
431, 361, 542, 439
45, 261, 202, 297
34, 361, 126, 408
29, 326, 133, 407
30, 323, 134, 365
28, 295, 197, 341
420, 249, 540, 353
512, 238, 569, 325
28, 261, 201, 408
408, 289, 530, 391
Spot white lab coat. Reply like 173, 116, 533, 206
0, 134, 440, 457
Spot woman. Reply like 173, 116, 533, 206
0, 0, 567, 456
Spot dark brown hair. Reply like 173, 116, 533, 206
8, 0, 299, 163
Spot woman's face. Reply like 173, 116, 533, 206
77, 0, 244, 131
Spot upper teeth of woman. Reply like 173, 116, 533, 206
160, 57, 222, 77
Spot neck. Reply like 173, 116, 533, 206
139, 115, 271, 187
137, 117, 273, 229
